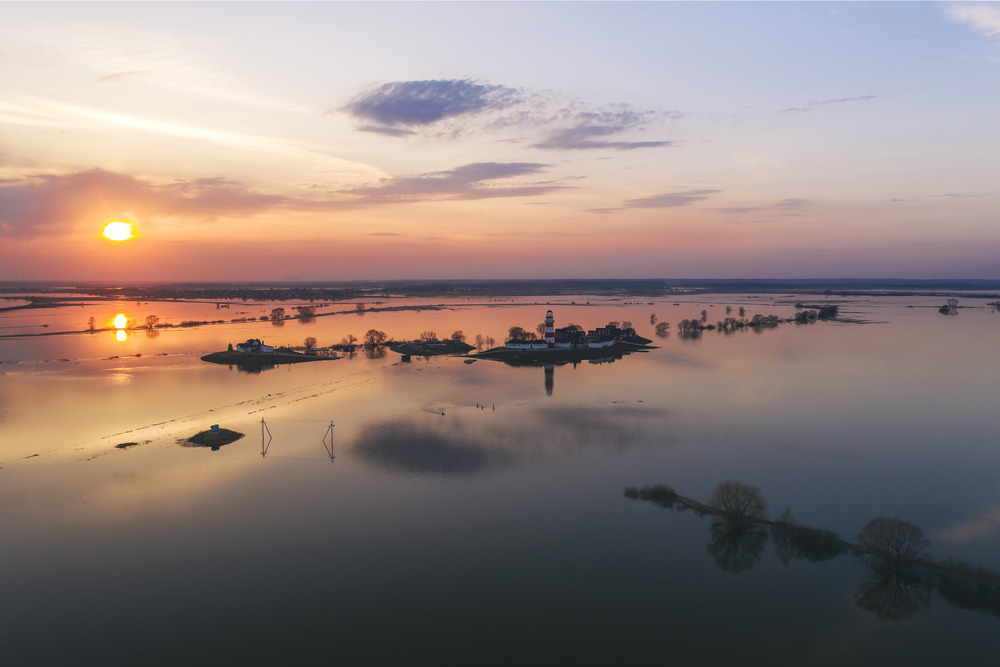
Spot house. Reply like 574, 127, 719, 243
235, 338, 275, 354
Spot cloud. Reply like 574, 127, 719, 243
97, 71, 148, 84
622, 189, 721, 209
0, 169, 287, 236
947, 3, 1000, 38
339, 79, 678, 151
344, 162, 570, 202
0, 161, 571, 236
782, 95, 876, 113
355, 124, 416, 137
935, 504, 1000, 543
532, 124, 673, 151
368, 232, 402, 237
340, 79, 522, 127
715, 198, 809, 215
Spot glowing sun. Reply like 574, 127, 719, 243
102, 221, 135, 241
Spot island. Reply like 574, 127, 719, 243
201, 338, 338, 370
474, 309, 655, 363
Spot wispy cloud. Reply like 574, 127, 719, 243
0, 94, 386, 181
0, 169, 287, 237
946, 3, 1000, 38
623, 189, 721, 209
0, 160, 572, 236
532, 112, 674, 151
344, 162, 569, 202
339, 78, 678, 151
782, 95, 876, 113
935, 504, 1000, 543
715, 198, 809, 215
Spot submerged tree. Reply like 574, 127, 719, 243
856, 517, 930, 562
145, 314, 159, 330
364, 329, 388, 348
709, 481, 768, 522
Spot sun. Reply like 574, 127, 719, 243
102, 221, 136, 242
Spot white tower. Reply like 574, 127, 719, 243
544, 309, 555, 346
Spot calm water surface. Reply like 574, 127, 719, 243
1, 293, 999, 664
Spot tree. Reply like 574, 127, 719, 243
269, 307, 286, 322
304, 336, 317, 350
295, 305, 316, 322
145, 314, 159, 330
356, 302, 366, 314
485, 335, 496, 349
508, 326, 529, 341
419, 330, 437, 342
856, 517, 930, 562
708, 480, 768, 522
536, 322, 546, 337
621, 320, 632, 330
700, 310, 708, 322
87, 316, 96, 332
341, 333, 358, 347
650, 313, 657, 325
655, 322, 670, 337
364, 329, 387, 348
450, 330, 466, 343
474, 333, 485, 351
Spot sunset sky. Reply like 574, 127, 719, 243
1, 1, 998, 282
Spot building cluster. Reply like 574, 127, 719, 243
235, 338, 275, 354
504, 310, 636, 350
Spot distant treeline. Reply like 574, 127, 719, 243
5, 279, 1000, 299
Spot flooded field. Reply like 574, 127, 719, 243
1, 289, 999, 664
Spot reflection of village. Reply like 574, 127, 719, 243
627, 482, 1000, 622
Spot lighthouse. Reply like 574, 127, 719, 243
544, 309, 555, 347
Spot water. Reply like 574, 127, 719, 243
1, 292, 998, 664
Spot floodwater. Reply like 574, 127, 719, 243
1, 291, 999, 664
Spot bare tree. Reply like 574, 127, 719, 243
450, 330, 466, 343
485, 335, 496, 349
88, 316, 96, 332
145, 314, 159, 330
304, 336, 317, 350
474, 333, 485, 351
419, 330, 437, 342
364, 329, 387, 348
856, 517, 930, 561
708, 480, 768, 521
341, 333, 358, 347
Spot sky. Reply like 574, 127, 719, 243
1, 1, 999, 282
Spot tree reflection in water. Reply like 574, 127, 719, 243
855, 557, 932, 620
771, 509, 848, 565
705, 481, 769, 573
625, 481, 1000, 622
707, 517, 769, 573
854, 517, 933, 620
